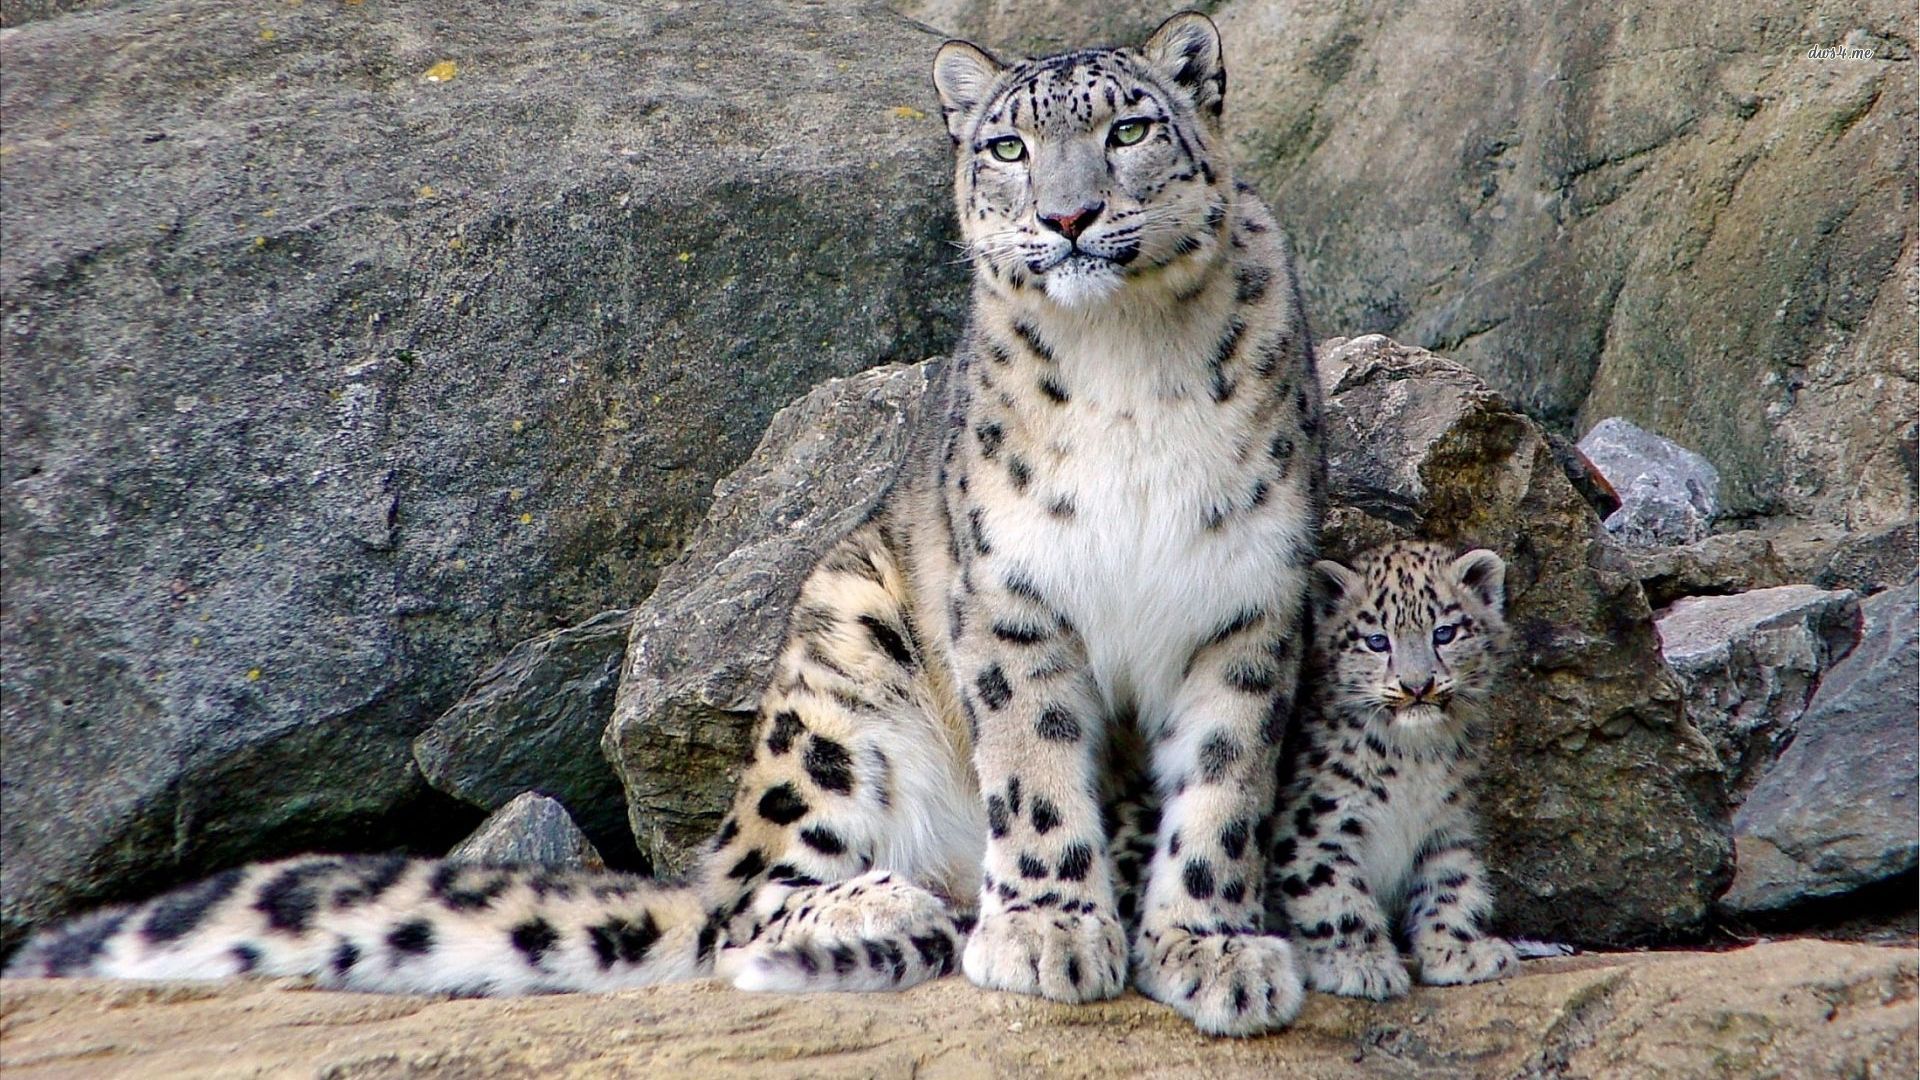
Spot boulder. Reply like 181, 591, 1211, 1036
1813, 522, 1920, 595
905, 0, 1918, 530
605, 336, 1731, 944
1578, 417, 1722, 547
1317, 336, 1731, 944
1, 941, 1911, 1076
1656, 586, 1862, 800
1769, 520, 1920, 596
0, 0, 967, 951
445, 792, 605, 870
1613, 531, 1794, 610
604, 362, 943, 875
1721, 581, 1919, 916
414, 610, 639, 869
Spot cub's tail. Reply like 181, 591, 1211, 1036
3, 855, 714, 994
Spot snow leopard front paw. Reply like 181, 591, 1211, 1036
716, 870, 962, 992
1133, 928, 1304, 1036
1301, 940, 1411, 1000
1416, 933, 1518, 987
961, 907, 1126, 1004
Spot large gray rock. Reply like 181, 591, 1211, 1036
1656, 586, 1862, 800
414, 609, 639, 869
446, 792, 605, 870
607, 336, 1732, 943
604, 361, 943, 875
0, 0, 967, 950
906, 0, 1918, 530
1721, 581, 1920, 916
1578, 417, 1722, 547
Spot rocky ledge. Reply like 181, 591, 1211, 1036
1, 941, 1911, 1078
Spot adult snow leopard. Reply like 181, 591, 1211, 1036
7, 12, 1326, 1037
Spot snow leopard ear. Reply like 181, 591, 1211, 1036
932, 40, 1004, 143
1450, 549, 1506, 613
1311, 559, 1364, 617
1142, 11, 1226, 122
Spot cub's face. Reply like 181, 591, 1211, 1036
931, 13, 1231, 309
1313, 542, 1510, 735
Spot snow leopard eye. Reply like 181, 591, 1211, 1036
1108, 118, 1151, 146
987, 136, 1027, 162
1432, 624, 1457, 645
1363, 633, 1390, 653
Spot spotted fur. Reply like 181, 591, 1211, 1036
1267, 541, 1518, 998
6, 12, 1323, 1038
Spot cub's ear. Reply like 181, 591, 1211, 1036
1450, 549, 1506, 612
1142, 11, 1226, 121
1311, 559, 1363, 617
932, 41, 1004, 143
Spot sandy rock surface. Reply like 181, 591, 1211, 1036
1, 941, 1912, 1079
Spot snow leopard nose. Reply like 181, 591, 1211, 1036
1039, 201, 1104, 241
1400, 675, 1436, 701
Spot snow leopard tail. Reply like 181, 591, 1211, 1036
2, 855, 720, 994
711, 872, 971, 993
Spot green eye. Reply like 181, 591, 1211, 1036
987, 136, 1026, 162
1110, 118, 1150, 146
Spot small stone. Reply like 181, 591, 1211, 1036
446, 792, 604, 870
1577, 418, 1722, 547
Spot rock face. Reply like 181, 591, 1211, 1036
1722, 581, 1920, 916
1315, 336, 1731, 944
604, 362, 943, 875
1579, 417, 1723, 547
0, 941, 1911, 1078
0, 0, 968, 950
415, 609, 638, 868
1657, 585, 1862, 800
445, 792, 605, 870
904, 0, 1918, 530
605, 336, 1730, 944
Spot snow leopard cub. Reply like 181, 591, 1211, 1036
1268, 540, 1519, 998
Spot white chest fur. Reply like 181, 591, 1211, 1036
975, 310, 1311, 726
1353, 754, 1463, 913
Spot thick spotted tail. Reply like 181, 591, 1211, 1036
3, 855, 712, 994
714, 870, 968, 992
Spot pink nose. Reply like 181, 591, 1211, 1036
1039, 201, 1103, 241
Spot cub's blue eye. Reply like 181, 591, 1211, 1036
1364, 634, 1390, 653
987, 136, 1026, 162
1433, 624, 1457, 645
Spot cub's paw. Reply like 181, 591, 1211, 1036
962, 907, 1126, 1004
1302, 941, 1411, 1000
717, 871, 961, 992
1417, 934, 1518, 987
1133, 928, 1303, 1037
